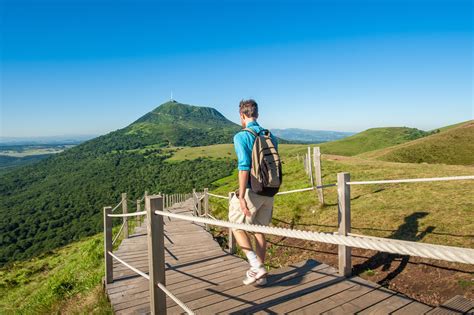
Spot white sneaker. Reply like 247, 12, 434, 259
242, 266, 267, 285
255, 276, 267, 286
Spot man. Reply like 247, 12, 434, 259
228, 99, 278, 286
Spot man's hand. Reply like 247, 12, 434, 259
238, 170, 252, 217
239, 197, 252, 217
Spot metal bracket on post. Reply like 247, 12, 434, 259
146, 195, 166, 315
337, 172, 352, 277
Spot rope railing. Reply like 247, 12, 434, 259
112, 222, 125, 245
108, 250, 194, 314
156, 282, 195, 314
154, 210, 474, 265
206, 183, 337, 200
111, 200, 123, 212
207, 192, 229, 199
108, 251, 150, 279
107, 211, 147, 218
347, 175, 474, 185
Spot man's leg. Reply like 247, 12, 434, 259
232, 229, 253, 254
254, 233, 266, 264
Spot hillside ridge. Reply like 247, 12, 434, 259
360, 120, 474, 165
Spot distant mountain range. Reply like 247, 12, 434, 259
0, 135, 97, 145
271, 128, 355, 143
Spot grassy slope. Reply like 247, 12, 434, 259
0, 234, 110, 314
317, 127, 431, 156
360, 121, 474, 165
0, 218, 143, 314
166, 143, 310, 162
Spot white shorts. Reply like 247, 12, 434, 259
228, 188, 274, 226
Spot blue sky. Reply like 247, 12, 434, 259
1, 0, 472, 137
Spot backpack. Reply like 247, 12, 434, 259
243, 128, 282, 197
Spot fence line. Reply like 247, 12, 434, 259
347, 175, 474, 185
108, 251, 150, 279
207, 192, 229, 199
156, 282, 194, 315
153, 209, 474, 265
112, 222, 125, 245
105, 172, 474, 314
206, 183, 337, 200
111, 200, 123, 212
107, 211, 146, 218
108, 251, 194, 314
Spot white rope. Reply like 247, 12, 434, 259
207, 214, 218, 220
108, 252, 194, 314
153, 210, 474, 265
206, 184, 336, 199
347, 175, 474, 185
157, 282, 195, 314
108, 211, 147, 218
112, 222, 125, 245
108, 251, 150, 280
207, 192, 229, 199
111, 200, 123, 212
276, 187, 314, 195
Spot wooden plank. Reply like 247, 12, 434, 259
392, 301, 434, 314
357, 293, 414, 314
427, 295, 474, 314
190, 261, 332, 312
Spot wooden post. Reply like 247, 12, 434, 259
146, 195, 166, 315
308, 147, 314, 186
303, 154, 307, 174
197, 193, 202, 216
313, 147, 324, 205
103, 206, 113, 284
204, 188, 209, 230
192, 189, 197, 215
122, 193, 129, 238
136, 199, 141, 226
337, 172, 351, 277
228, 192, 236, 254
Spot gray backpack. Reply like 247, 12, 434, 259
243, 128, 282, 196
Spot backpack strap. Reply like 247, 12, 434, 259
243, 128, 273, 139
242, 128, 258, 137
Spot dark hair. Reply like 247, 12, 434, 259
239, 99, 258, 118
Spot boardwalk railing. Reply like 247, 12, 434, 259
104, 193, 193, 315
104, 173, 474, 314
192, 173, 474, 273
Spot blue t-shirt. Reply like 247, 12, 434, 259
233, 121, 278, 171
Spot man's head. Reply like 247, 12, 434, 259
239, 99, 259, 127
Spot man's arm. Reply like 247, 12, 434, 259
238, 170, 251, 217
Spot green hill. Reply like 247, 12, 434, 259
318, 127, 432, 156
0, 101, 238, 266
361, 120, 474, 165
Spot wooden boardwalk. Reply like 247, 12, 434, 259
105, 199, 468, 314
